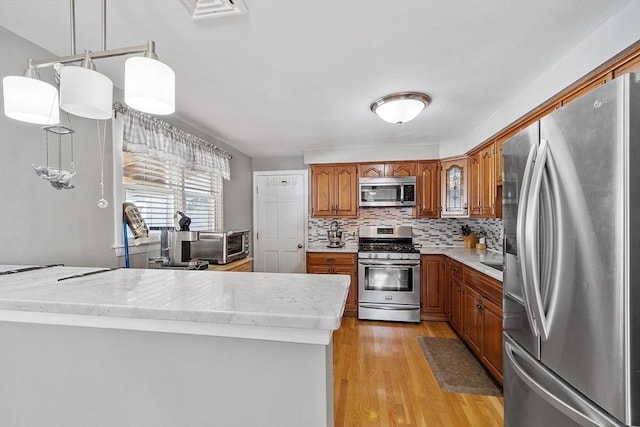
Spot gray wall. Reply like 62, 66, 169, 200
0, 26, 253, 267
252, 156, 306, 172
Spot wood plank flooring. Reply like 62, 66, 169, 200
333, 317, 504, 427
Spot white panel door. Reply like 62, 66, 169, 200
253, 170, 308, 273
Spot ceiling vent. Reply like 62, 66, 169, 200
179, 0, 248, 20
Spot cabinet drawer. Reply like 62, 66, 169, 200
448, 259, 464, 280
463, 267, 502, 305
306, 252, 356, 266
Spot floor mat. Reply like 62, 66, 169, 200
417, 336, 502, 396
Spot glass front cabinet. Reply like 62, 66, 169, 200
441, 157, 469, 217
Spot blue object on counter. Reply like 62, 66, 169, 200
123, 222, 130, 268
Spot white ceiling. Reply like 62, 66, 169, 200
0, 0, 633, 158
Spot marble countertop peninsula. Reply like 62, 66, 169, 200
419, 247, 503, 281
0, 265, 349, 344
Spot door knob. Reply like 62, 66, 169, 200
297, 244, 303, 248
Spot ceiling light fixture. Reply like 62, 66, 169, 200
2, 0, 175, 125
370, 92, 431, 125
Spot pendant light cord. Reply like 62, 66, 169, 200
96, 120, 107, 199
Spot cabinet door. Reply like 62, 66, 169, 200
415, 160, 440, 218
385, 162, 416, 177
441, 157, 468, 217
481, 297, 503, 384
480, 144, 495, 217
360, 163, 385, 177
311, 165, 334, 217
307, 265, 331, 274
333, 266, 358, 313
450, 279, 464, 335
495, 139, 503, 186
334, 164, 358, 217
463, 285, 482, 356
420, 255, 446, 320
469, 153, 482, 216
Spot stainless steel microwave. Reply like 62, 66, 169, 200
358, 176, 417, 207
190, 230, 250, 264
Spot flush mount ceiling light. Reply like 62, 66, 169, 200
370, 92, 431, 125
2, 0, 175, 125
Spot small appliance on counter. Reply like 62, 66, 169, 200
190, 229, 250, 265
148, 211, 209, 269
327, 221, 345, 248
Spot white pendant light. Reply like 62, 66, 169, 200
59, 65, 113, 120
125, 56, 175, 115
370, 92, 431, 125
2, 75, 60, 125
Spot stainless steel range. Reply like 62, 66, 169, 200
357, 225, 421, 323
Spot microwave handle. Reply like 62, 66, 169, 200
400, 184, 405, 202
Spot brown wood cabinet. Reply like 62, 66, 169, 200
415, 160, 440, 218
469, 142, 495, 218
420, 255, 446, 321
440, 157, 468, 218
495, 139, 503, 187
306, 252, 358, 316
359, 161, 417, 177
462, 266, 504, 384
311, 164, 358, 218
446, 259, 464, 336
207, 257, 253, 272
463, 284, 483, 355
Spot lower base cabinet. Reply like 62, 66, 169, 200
420, 255, 447, 321
462, 267, 504, 385
446, 259, 464, 335
207, 257, 253, 272
444, 257, 503, 385
306, 252, 358, 316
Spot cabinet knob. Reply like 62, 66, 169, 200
297, 244, 303, 249
327, 258, 335, 264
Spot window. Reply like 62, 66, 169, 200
122, 152, 223, 232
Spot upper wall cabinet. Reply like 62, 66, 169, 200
311, 164, 359, 218
495, 139, 503, 187
440, 157, 468, 218
359, 162, 417, 177
469, 142, 495, 218
415, 160, 440, 218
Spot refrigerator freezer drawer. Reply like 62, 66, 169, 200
504, 335, 623, 427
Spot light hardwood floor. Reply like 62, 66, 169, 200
333, 317, 504, 427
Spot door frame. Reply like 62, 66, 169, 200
252, 169, 309, 272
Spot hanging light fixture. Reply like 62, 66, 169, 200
125, 44, 175, 115
2, 69, 60, 125
370, 92, 431, 125
59, 53, 114, 120
2, 0, 175, 124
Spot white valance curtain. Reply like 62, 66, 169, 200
115, 102, 231, 180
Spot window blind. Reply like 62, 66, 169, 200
123, 152, 222, 232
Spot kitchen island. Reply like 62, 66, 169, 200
0, 266, 349, 427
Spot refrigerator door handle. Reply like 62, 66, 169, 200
516, 143, 540, 336
504, 339, 621, 427
524, 138, 551, 340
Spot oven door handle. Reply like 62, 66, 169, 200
358, 261, 420, 267
359, 304, 419, 311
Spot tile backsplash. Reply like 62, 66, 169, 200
309, 207, 503, 251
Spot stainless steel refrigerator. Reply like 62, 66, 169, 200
502, 72, 640, 427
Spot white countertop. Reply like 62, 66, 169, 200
419, 247, 503, 281
307, 242, 358, 253
0, 265, 350, 344
305, 243, 503, 281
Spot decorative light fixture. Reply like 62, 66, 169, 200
370, 92, 431, 125
2, 0, 175, 125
